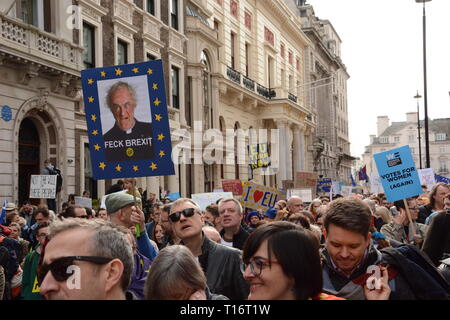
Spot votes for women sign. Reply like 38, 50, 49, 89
81, 60, 174, 180
374, 145, 422, 203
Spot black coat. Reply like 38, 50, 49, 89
103, 120, 153, 161
219, 226, 250, 250
198, 236, 249, 300
422, 211, 450, 266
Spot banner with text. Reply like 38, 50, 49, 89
374, 145, 422, 202
317, 178, 332, 193
418, 168, 436, 191
294, 172, 318, 189
248, 143, 270, 169
75, 196, 92, 209
241, 182, 282, 211
29, 175, 56, 199
221, 180, 243, 196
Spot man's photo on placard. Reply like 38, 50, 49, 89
98, 75, 154, 162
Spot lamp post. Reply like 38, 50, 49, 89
414, 91, 423, 169
415, 0, 431, 169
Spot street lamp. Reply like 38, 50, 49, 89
415, 0, 431, 169
414, 91, 422, 169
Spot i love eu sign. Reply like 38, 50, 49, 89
373, 145, 422, 203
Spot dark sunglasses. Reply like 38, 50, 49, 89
169, 208, 197, 223
37, 256, 113, 285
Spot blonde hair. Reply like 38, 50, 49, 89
375, 205, 392, 224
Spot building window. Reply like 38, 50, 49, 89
264, 27, 274, 47
201, 51, 212, 128
21, 0, 52, 32
394, 136, 400, 143
440, 146, 446, 153
244, 10, 251, 30
408, 135, 415, 143
380, 136, 389, 144
83, 22, 95, 69
436, 133, 447, 141
288, 51, 293, 65
171, 66, 180, 109
230, 0, 238, 18
410, 147, 415, 154
171, 0, 179, 30
280, 43, 285, 59
147, 0, 155, 15
147, 53, 156, 61
245, 43, 250, 77
117, 39, 128, 64
230, 31, 236, 69
296, 57, 300, 71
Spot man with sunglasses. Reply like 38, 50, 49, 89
39, 218, 134, 300
169, 198, 249, 300
106, 192, 158, 261
21, 222, 50, 300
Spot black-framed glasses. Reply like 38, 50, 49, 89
240, 258, 281, 277
169, 208, 197, 223
37, 256, 113, 285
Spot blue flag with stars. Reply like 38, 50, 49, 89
81, 60, 175, 180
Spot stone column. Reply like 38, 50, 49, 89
146, 177, 160, 201
292, 125, 302, 173
168, 164, 179, 194
300, 127, 306, 171
286, 124, 293, 181
274, 119, 288, 187
97, 180, 105, 200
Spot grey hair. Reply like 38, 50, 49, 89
169, 198, 201, 214
218, 198, 243, 214
106, 81, 137, 111
287, 196, 303, 206
144, 245, 206, 300
48, 218, 133, 291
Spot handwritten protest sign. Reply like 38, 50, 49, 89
222, 180, 243, 196
317, 178, 332, 193
418, 168, 436, 191
240, 182, 282, 210
75, 196, 92, 209
81, 60, 174, 180
369, 172, 384, 194
29, 175, 56, 199
287, 189, 312, 202
192, 192, 233, 211
248, 143, 270, 169
374, 145, 422, 203
294, 172, 318, 189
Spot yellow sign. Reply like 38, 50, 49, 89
240, 181, 282, 210
248, 143, 270, 169
32, 275, 40, 293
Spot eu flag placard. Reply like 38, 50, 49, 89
81, 60, 175, 180
373, 145, 422, 203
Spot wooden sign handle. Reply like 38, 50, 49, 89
402, 198, 416, 239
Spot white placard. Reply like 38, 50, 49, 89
101, 190, 127, 209
29, 175, 56, 199
75, 196, 92, 209
332, 181, 341, 195
191, 192, 233, 210
369, 172, 384, 194
341, 186, 353, 198
287, 189, 313, 203
418, 168, 436, 191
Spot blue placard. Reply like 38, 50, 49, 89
317, 178, 332, 193
167, 192, 181, 201
80, 60, 174, 180
373, 145, 422, 202
1, 105, 12, 122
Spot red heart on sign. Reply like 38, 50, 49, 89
253, 190, 264, 203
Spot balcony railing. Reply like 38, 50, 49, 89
242, 76, 255, 91
226, 66, 241, 85
288, 92, 297, 103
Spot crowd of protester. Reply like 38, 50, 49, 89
1, 179, 450, 300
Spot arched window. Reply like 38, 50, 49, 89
234, 122, 240, 179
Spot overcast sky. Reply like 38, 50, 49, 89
308, 0, 450, 159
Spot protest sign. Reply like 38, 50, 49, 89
222, 180, 243, 196
240, 182, 282, 210
294, 172, 318, 189
374, 145, 422, 203
369, 172, 384, 194
435, 174, 450, 184
248, 143, 270, 169
81, 60, 174, 180
167, 192, 181, 201
75, 196, 92, 209
287, 189, 312, 202
317, 178, 332, 193
29, 175, 56, 199
331, 181, 341, 195
192, 192, 233, 210
341, 186, 353, 197
418, 168, 436, 191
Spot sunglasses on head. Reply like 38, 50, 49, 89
169, 207, 197, 223
37, 256, 113, 286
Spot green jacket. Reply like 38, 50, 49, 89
21, 249, 43, 300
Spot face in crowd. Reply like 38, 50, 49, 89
110, 86, 137, 131
219, 200, 242, 229
434, 185, 450, 209
325, 224, 371, 276
287, 197, 304, 213
97, 209, 108, 220
169, 201, 203, 241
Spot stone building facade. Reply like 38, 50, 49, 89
362, 112, 450, 178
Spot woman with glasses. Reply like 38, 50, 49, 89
241, 221, 344, 300
144, 245, 227, 300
